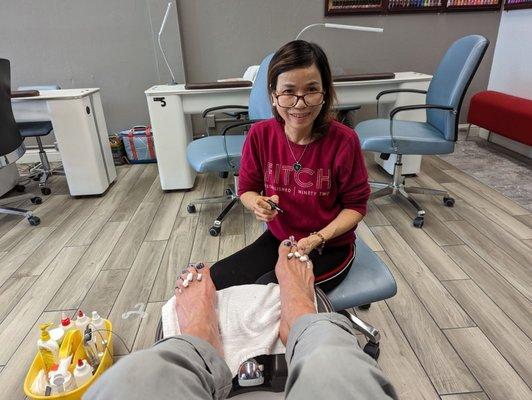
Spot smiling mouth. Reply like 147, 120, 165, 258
289, 112, 311, 119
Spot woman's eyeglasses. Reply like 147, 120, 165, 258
273, 92, 325, 108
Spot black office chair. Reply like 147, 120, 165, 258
15, 84, 63, 195
0, 58, 43, 226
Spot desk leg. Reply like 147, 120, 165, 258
146, 94, 196, 190
374, 80, 429, 175
90, 92, 117, 185
48, 96, 114, 196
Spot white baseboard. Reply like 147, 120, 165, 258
16, 148, 62, 165
473, 127, 531, 159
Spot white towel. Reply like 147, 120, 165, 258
161, 283, 286, 376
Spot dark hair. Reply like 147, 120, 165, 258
268, 40, 336, 139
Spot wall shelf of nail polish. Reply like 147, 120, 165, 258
325, 0, 386, 15
387, 0, 444, 13
325, 0, 503, 14
504, 0, 532, 10
446, 0, 502, 12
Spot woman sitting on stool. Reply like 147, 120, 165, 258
210, 40, 370, 292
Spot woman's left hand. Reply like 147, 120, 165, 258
296, 235, 322, 255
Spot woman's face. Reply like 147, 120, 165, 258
273, 63, 324, 136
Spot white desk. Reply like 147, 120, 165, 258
12, 89, 117, 196
145, 72, 432, 190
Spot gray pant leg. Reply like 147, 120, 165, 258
284, 313, 397, 400
84, 335, 233, 400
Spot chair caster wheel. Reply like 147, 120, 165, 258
31, 197, 42, 205
358, 304, 371, 310
443, 196, 455, 207
363, 342, 380, 360
28, 216, 41, 226
209, 226, 221, 236
15, 184, 25, 193
41, 187, 51, 196
187, 204, 196, 214
413, 216, 424, 228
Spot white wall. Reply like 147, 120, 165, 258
488, 10, 532, 99
485, 9, 532, 157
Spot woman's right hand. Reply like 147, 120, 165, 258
252, 194, 279, 222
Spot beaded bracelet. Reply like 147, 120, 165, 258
311, 231, 326, 255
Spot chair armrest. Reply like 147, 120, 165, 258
219, 119, 261, 171
387, 104, 455, 153
202, 105, 249, 118
376, 89, 427, 118
389, 104, 455, 119
221, 119, 261, 136
376, 89, 427, 101
223, 111, 249, 120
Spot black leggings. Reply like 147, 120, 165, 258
210, 230, 354, 293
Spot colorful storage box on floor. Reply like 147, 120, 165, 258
24, 320, 113, 400
119, 125, 157, 163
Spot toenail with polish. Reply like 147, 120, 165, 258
294, 251, 301, 258
183, 279, 189, 287
287, 252, 294, 259
300, 255, 309, 262
197, 273, 202, 281
186, 272, 193, 281
195, 262, 205, 270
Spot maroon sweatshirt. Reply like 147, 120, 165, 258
238, 118, 370, 247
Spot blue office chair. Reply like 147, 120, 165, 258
186, 53, 274, 236
15, 84, 63, 196
355, 35, 489, 228
0, 59, 42, 225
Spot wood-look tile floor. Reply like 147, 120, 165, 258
0, 155, 530, 400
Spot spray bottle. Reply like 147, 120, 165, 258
83, 327, 100, 370
37, 323, 59, 373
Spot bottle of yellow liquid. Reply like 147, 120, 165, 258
37, 323, 59, 373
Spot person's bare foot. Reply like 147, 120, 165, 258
275, 239, 317, 345
174, 263, 223, 356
